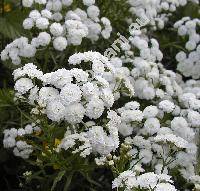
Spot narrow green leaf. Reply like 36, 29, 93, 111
51, 170, 66, 191
63, 173, 73, 191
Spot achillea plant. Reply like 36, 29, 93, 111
1, 0, 200, 190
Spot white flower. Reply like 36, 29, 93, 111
23, 18, 34, 30
159, 100, 175, 113
36, 17, 49, 30
101, 88, 114, 108
24, 124, 33, 134
101, 17, 112, 39
143, 106, 158, 118
187, 110, 200, 128
143, 118, 160, 135
171, 117, 195, 141
53, 36, 68, 51
87, 5, 100, 21
19, 44, 36, 58
46, 100, 65, 122
112, 170, 137, 190
175, 18, 200, 79
95, 76, 110, 88
46, 0, 62, 12
60, 84, 82, 106
42, 69, 72, 88
81, 82, 99, 99
176, 51, 186, 62
59, 132, 92, 157
118, 123, 133, 136
4, 128, 18, 138
14, 78, 34, 94
139, 149, 153, 164
64, 103, 85, 124
86, 98, 104, 119
185, 40, 196, 51
124, 101, 140, 110
137, 173, 173, 189
171, 117, 188, 129
15, 141, 33, 159
41, 9, 52, 19
143, 87, 155, 100
13, 63, 43, 80
50, 23, 64, 36
38, 87, 59, 105
155, 183, 177, 191
18, 128, 26, 136
156, 89, 165, 99
92, 60, 105, 74
29, 10, 41, 21
121, 110, 143, 122
17, 140, 31, 150
22, 0, 33, 7
62, 0, 73, 6
154, 134, 188, 149
37, 32, 51, 46
83, 0, 95, 6
3, 137, 16, 148
66, 20, 88, 45
52, 12, 63, 22
137, 173, 158, 189
87, 126, 116, 155
71, 68, 89, 83
0, 49, 9, 61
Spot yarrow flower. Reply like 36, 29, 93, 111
0, 0, 112, 65
1, 0, 200, 190
112, 171, 176, 191
174, 17, 200, 79
154, 134, 189, 149
12, 52, 134, 124
3, 124, 40, 159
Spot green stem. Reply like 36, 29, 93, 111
63, 173, 73, 191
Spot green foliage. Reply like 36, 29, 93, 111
51, 170, 66, 191
0, 89, 18, 130
0, 1, 28, 40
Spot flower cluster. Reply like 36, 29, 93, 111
1, 0, 200, 190
122, 31, 163, 63
3, 124, 40, 159
58, 110, 121, 157
127, 0, 199, 29
174, 17, 200, 79
1, 0, 112, 65
13, 52, 134, 123
0, 37, 37, 65
112, 171, 177, 191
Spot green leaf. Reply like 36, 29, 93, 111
63, 173, 73, 191
0, 9, 28, 39
51, 170, 66, 191
0, 89, 14, 105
